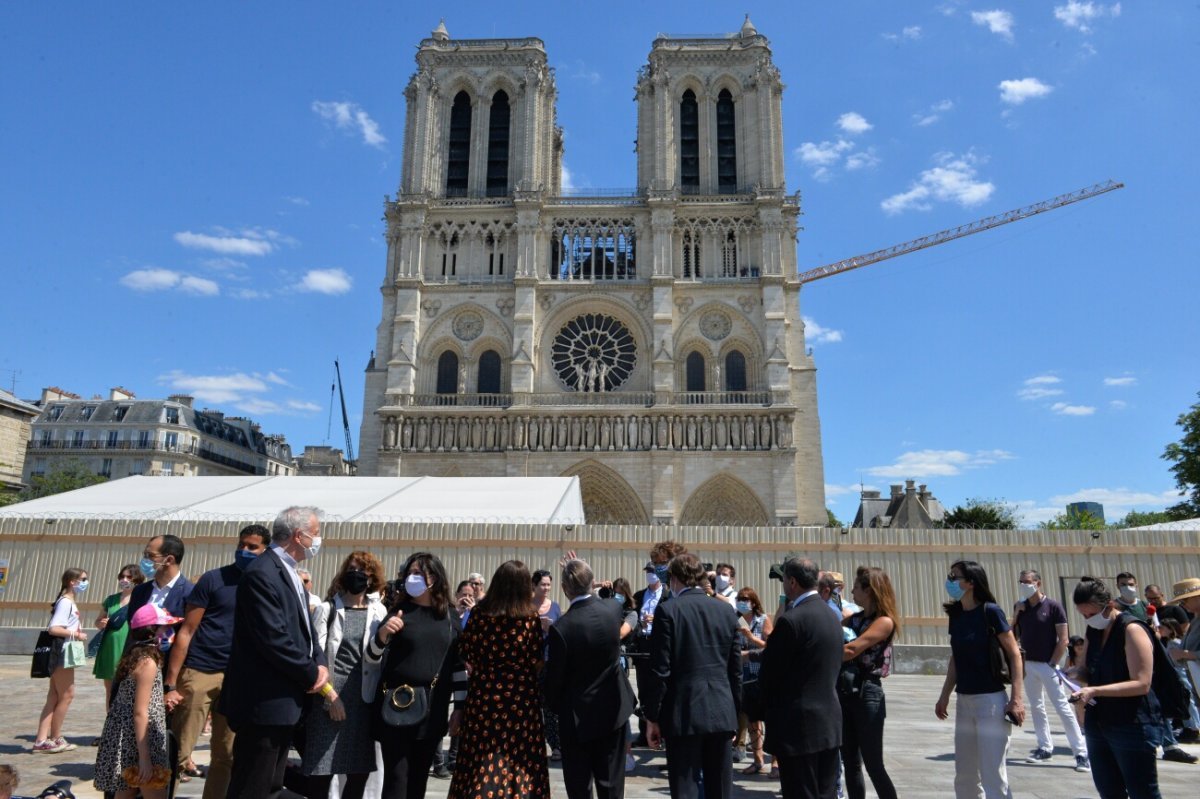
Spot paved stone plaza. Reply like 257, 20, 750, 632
2, 656, 1194, 798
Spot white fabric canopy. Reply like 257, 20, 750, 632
1126, 517, 1200, 531
0, 475, 585, 524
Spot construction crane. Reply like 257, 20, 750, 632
796, 179, 1123, 285
334, 359, 355, 466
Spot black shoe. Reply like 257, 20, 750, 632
1179, 728, 1200, 744
1162, 747, 1199, 764
432, 764, 452, 779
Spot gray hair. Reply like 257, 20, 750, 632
272, 505, 324, 544
784, 557, 820, 591
560, 558, 594, 599
1020, 569, 1041, 583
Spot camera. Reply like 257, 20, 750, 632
769, 564, 785, 581
36, 781, 76, 799
598, 585, 613, 599
701, 562, 714, 573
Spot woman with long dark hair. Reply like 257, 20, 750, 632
839, 567, 899, 799
303, 551, 389, 798
367, 552, 467, 799
735, 586, 772, 774
934, 560, 1024, 798
1071, 577, 1162, 799
532, 569, 562, 760
93, 564, 145, 709
33, 567, 90, 754
449, 560, 549, 799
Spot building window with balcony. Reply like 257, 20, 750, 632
137, 430, 151, 448
446, 91, 472, 196
716, 89, 737, 193
486, 90, 510, 197
107, 430, 119, 447
436, 351, 460, 395
39, 430, 52, 446
686, 351, 707, 392
478, 350, 502, 395
165, 432, 178, 450
72, 430, 85, 448
680, 90, 699, 191
725, 350, 748, 392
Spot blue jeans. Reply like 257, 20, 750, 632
1084, 719, 1162, 799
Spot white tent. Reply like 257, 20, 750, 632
0, 475, 585, 525
1126, 517, 1200, 531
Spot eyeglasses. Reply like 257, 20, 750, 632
947, 573, 964, 582
469, 581, 483, 587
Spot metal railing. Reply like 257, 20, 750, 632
395, 391, 788, 409
28, 438, 259, 475
671, 391, 774, 406
526, 392, 657, 407
401, 394, 514, 408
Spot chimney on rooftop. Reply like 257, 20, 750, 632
890, 484, 902, 499
110, 387, 136, 401
905, 480, 917, 494
167, 394, 195, 408
862, 489, 881, 500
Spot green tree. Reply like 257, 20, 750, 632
1039, 508, 1106, 530
0, 491, 21, 507
942, 498, 1020, 529
19, 458, 107, 501
1111, 510, 1176, 529
826, 508, 843, 528
1163, 391, 1200, 520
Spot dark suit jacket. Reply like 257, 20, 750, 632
122, 574, 194, 654
544, 597, 636, 744
760, 594, 844, 756
642, 588, 741, 737
220, 548, 327, 730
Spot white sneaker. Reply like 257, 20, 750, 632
626, 753, 636, 772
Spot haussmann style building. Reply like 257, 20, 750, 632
358, 18, 827, 526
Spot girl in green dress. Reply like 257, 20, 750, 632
93, 564, 144, 707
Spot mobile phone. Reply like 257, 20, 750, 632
1004, 710, 1021, 726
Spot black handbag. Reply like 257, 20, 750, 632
986, 604, 1011, 685
379, 614, 455, 728
31, 631, 59, 679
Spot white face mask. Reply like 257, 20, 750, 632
303, 534, 322, 560
1118, 585, 1137, 602
404, 574, 428, 598
1085, 611, 1113, 630
715, 574, 731, 591
646, 573, 659, 587
1018, 582, 1038, 600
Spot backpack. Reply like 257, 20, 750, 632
1120, 615, 1190, 722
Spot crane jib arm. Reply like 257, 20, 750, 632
796, 179, 1124, 285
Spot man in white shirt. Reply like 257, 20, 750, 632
714, 563, 738, 608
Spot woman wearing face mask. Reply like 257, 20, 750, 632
839, 568, 899, 799
302, 552, 389, 799
1071, 577, 1162, 799
934, 560, 1024, 799
366, 552, 466, 799
734, 587, 772, 774
531, 569, 563, 760
609, 577, 640, 773
93, 604, 180, 798
93, 565, 146, 709
32, 568, 90, 754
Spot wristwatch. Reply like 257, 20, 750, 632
164, 684, 176, 693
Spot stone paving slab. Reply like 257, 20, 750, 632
1, 656, 1194, 798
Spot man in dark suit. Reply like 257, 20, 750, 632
124, 533, 193, 654
760, 557, 844, 799
642, 552, 741, 799
221, 506, 329, 799
544, 557, 636, 799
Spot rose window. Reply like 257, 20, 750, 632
551, 314, 636, 392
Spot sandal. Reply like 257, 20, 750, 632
742, 762, 765, 775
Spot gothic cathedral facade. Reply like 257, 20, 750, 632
359, 19, 827, 526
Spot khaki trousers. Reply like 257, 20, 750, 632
171, 666, 235, 799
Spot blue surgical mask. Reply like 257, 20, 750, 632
614, 594, 626, 604
139, 557, 159, 580
75, 580, 89, 594
155, 627, 173, 652
234, 550, 258, 571
736, 600, 752, 615
654, 565, 668, 581
945, 578, 966, 602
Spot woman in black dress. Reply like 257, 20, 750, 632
367, 552, 466, 799
448, 560, 549, 799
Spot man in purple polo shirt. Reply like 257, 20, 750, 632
1011, 568, 1090, 772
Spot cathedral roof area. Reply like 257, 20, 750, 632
652, 16, 768, 49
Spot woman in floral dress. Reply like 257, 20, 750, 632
448, 560, 549, 799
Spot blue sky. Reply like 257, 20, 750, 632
2, 2, 1196, 524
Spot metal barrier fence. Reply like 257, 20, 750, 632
1, 518, 1197, 644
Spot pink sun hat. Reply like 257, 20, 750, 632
130, 604, 183, 629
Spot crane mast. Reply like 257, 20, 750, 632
797, 180, 1123, 285
334, 359, 355, 466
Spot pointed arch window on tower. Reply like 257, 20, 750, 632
436, 351, 459, 397
721, 231, 738, 277
685, 351, 706, 393
682, 232, 701, 279
477, 350, 502, 396
446, 91, 472, 196
717, 89, 737, 194
724, 350, 748, 393
486, 90, 510, 197
680, 90, 700, 192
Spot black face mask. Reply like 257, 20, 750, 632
342, 569, 369, 595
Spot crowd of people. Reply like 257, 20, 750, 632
17, 505, 1200, 799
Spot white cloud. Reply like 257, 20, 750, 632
1104, 376, 1137, 387
802, 317, 843, 345
311, 100, 387, 149
881, 151, 995, 214
200, 257, 248, 273
120, 268, 183, 292
1051, 402, 1096, 416
158, 371, 270, 404
796, 139, 853, 167
284, 196, 310, 206
1054, 2, 1121, 33
845, 149, 881, 171
998, 77, 1054, 106
915, 99, 954, 126
971, 9, 1015, 40
232, 288, 270, 300
837, 112, 873, 135
866, 449, 1014, 479
179, 276, 220, 296
174, 231, 275, 256
1018, 387, 1064, 400
882, 25, 922, 42
1025, 374, 1062, 386
264, 372, 291, 386
296, 268, 353, 295
560, 163, 575, 192
287, 400, 322, 413
568, 60, 601, 85
1109, 399, 1128, 410
1048, 487, 1176, 516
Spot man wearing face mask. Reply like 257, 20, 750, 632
633, 540, 684, 747
123, 534, 193, 655
162, 524, 271, 799
714, 563, 738, 608
1115, 572, 1149, 622
1009, 569, 1089, 771
222, 506, 330, 799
